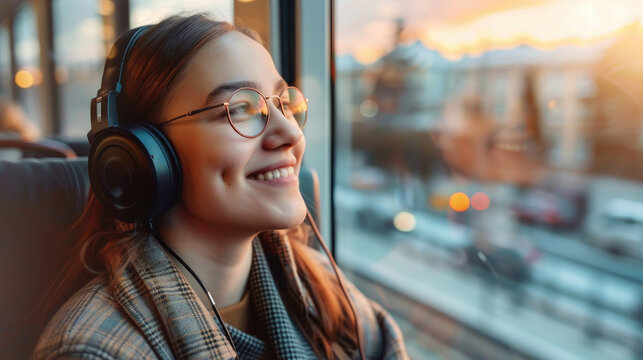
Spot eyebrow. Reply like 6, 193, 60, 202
204, 79, 289, 105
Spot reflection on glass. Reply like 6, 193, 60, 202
13, 4, 42, 133
334, 1, 643, 359
53, 0, 104, 137
130, 0, 233, 26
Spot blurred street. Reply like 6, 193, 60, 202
338, 222, 643, 360
335, 182, 643, 360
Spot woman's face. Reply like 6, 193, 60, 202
160, 31, 307, 234
436, 95, 544, 185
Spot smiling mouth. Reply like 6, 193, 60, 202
248, 166, 296, 181
488, 127, 536, 154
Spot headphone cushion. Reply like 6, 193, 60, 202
88, 123, 181, 221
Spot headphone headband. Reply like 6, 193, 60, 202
89, 25, 152, 141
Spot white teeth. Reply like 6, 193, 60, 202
251, 166, 296, 181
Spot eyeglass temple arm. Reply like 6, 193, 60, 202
158, 103, 228, 126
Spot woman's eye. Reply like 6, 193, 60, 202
228, 102, 257, 122
229, 102, 249, 113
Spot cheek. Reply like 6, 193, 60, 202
178, 148, 252, 223
186, 145, 248, 189
169, 127, 249, 194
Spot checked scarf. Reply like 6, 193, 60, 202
33, 231, 408, 359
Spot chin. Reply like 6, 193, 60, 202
267, 203, 308, 231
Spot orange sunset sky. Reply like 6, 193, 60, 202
335, 0, 643, 62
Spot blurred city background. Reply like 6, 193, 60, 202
333, 1, 643, 359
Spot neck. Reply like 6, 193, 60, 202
158, 204, 256, 308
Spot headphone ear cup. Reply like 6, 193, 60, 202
88, 123, 181, 221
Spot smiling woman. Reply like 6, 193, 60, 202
32, 13, 408, 360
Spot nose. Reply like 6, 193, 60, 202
261, 100, 303, 149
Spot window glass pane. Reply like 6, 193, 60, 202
130, 0, 233, 27
53, 0, 105, 137
0, 26, 11, 98
334, 1, 643, 359
13, 4, 42, 135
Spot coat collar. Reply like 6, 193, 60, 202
247, 236, 318, 359
110, 233, 317, 360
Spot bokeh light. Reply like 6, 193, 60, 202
15, 70, 34, 89
359, 98, 379, 118
471, 192, 490, 210
449, 192, 470, 212
393, 211, 416, 232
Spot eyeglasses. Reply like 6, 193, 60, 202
158, 86, 308, 138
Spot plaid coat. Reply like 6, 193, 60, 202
33, 232, 408, 359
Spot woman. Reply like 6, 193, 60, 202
33, 14, 407, 360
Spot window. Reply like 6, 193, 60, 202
53, 0, 105, 136
13, 3, 42, 134
333, 1, 643, 359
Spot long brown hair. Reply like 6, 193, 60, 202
48, 13, 356, 359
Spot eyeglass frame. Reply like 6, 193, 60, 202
157, 86, 309, 138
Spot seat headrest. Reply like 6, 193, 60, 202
0, 157, 89, 236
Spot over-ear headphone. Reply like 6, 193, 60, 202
87, 26, 182, 222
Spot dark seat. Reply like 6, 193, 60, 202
0, 157, 320, 359
0, 157, 89, 359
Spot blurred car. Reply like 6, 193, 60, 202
585, 198, 643, 259
512, 185, 586, 229
355, 205, 396, 233
459, 228, 541, 283
335, 183, 401, 234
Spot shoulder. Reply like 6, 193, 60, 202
33, 277, 156, 360
301, 245, 409, 359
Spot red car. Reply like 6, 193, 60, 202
512, 187, 586, 229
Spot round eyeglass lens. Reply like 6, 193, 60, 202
280, 86, 308, 128
227, 88, 269, 137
